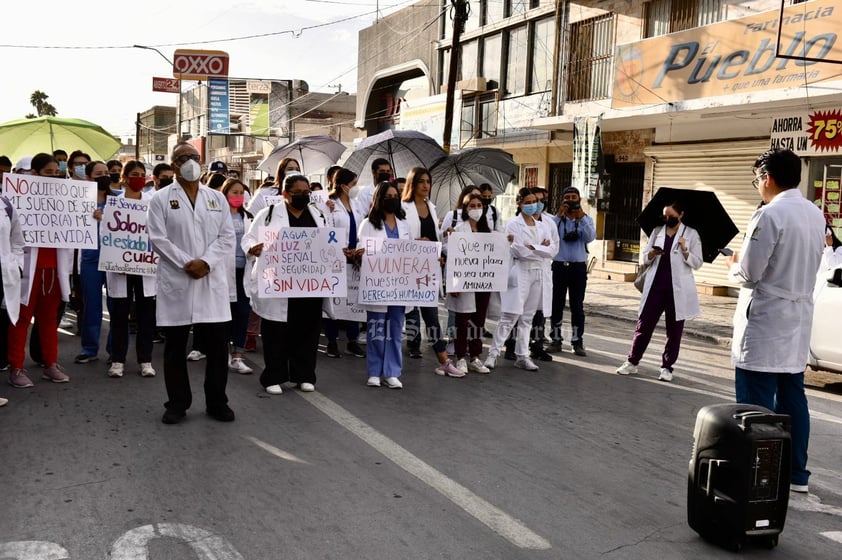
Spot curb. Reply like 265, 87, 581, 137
585, 305, 733, 348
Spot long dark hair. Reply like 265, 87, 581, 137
329, 168, 357, 199
828, 226, 842, 250
367, 181, 405, 229
461, 193, 490, 232
514, 187, 536, 215
222, 178, 254, 219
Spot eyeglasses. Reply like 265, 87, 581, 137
751, 173, 766, 190
174, 154, 201, 164
287, 190, 311, 196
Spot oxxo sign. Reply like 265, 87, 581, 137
172, 49, 229, 80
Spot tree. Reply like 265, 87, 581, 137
26, 90, 58, 118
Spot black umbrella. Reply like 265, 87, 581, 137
637, 187, 739, 263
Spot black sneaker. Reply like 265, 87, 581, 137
546, 341, 563, 353
347, 341, 366, 358
572, 345, 587, 357
206, 405, 235, 422
504, 349, 516, 361
483, 329, 493, 339
74, 353, 97, 364
408, 347, 422, 359
531, 348, 553, 362
326, 341, 342, 358
161, 409, 186, 425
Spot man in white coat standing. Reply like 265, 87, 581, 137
148, 143, 236, 425
728, 148, 825, 494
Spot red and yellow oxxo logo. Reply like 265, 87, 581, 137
172, 50, 229, 80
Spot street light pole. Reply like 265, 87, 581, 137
134, 44, 182, 140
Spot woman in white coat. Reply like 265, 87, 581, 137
358, 182, 412, 389
0, 185, 25, 403
242, 174, 331, 396
616, 201, 703, 381
247, 157, 300, 217
401, 167, 463, 377
445, 194, 492, 374
103, 161, 157, 379
222, 179, 254, 375
485, 188, 558, 372
8, 153, 73, 388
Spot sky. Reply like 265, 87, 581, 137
0, 0, 415, 142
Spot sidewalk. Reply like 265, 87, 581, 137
584, 277, 736, 347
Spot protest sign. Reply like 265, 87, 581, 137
446, 232, 509, 292
257, 226, 347, 298
3, 172, 97, 249
327, 265, 366, 321
98, 196, 158, 276
359, 238, 441, 306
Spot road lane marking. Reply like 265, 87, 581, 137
789, 494, 842, 517
245, 436, 309, 464
821, 531, 842, 543
110, 523, 244, 560
300, 391, 552, 550
0, 542, 69, 559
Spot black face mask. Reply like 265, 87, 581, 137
382, 198, 401, 214
95, 176, 112, 191
158, 177, 173, 189
377, 171, 392, 183
109, 172, 121, 184
290, 194, 310, 210
664, 216, 680, 228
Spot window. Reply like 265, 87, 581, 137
644, 0, 723, 38
505, 26, 528, 96
460, 93, 498, 144
530, 17, 555, 93
459, 40, 478, 81
479, 97, 497, 137
481, 33, 502, 89
460, 99, 475, 144
508, 0, 540, 18
566, 14, 614, 102
486, 0, 505, 25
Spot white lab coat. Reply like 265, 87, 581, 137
242, 202, 332, 322
147, 183, 235, 326
357, 216, 412, 313
225, 211, 253, 303
106, 191, 157, 299
0, 197, 25, 325
820, 245, 842, 272
499, 214, 558, 316
439, 208, 500, 242
246, 185, 280, 217
355, 184, 376, 218
638, 224, 703, 321
402, 199, 441, 241
20, 248, 73, 307
329, 198, 366, 248
729, 188, 826, 372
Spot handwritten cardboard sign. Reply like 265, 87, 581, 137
327, 266, 367, 321
446, 232, 509, 292
98, 196, 158, 276
257, 226, 347, 298
359, 238, 441, 306
3, 173, 97, 249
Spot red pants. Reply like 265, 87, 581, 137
9, 268, 62, 369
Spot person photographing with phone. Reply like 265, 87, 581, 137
616, 201, 702, 381
547, 187, 595, 356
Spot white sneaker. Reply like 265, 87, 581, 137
658, 367, 674, 382
108, 362, 124, 378
366, 376, 381, 387
299, 382, 315, 392
0, 397, 8, 407
483, 353, 498, 370
468, 358, 490, 374
616, 361, 639, 375
357, 332, 367, 345
514, 357, 539, 371
59, 317, 74, 330
265, 384, 283, 395
383, 377, 403, 389
790, 483, 809, 493
229, 357, 253, 375
140, 362, 156, 377
187, 350, 206, 361
455, 358, 469, 373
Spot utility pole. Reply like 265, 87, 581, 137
442, 0, 468, 154
135, 112, 141, 160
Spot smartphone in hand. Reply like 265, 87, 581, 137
718, 248, 734, 256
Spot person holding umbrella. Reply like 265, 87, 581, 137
616, 201, 703, 381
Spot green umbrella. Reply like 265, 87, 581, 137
0, 116, 121, 161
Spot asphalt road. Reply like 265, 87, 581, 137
1, 311, 841, 559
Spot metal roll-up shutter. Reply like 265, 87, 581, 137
644, 140, 769, 287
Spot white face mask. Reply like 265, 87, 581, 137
348, 185, 360, 200
180, 159, 201, 182
467, 208, 483, 222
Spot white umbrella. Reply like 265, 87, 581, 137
257, 135, 347, 175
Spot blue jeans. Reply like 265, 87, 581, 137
735, 368, 811, 486
79, 257, 112, 357
366, 307, 404, 378
228, 267, 251, 352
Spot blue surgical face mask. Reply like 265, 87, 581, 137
74, 164, 86, 179
522, 203, 539, 216
535, 201, 545, 214
57, 161, 67, 174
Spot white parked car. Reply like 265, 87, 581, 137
809, 265, 842, 374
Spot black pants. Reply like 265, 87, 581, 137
551, 261, 588, 345
259, 298, 322, 387
405, 305, 447, 354
110, 276, 155, 363
162, 322, 229, 414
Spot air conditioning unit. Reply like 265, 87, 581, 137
456, 77, 487, 92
